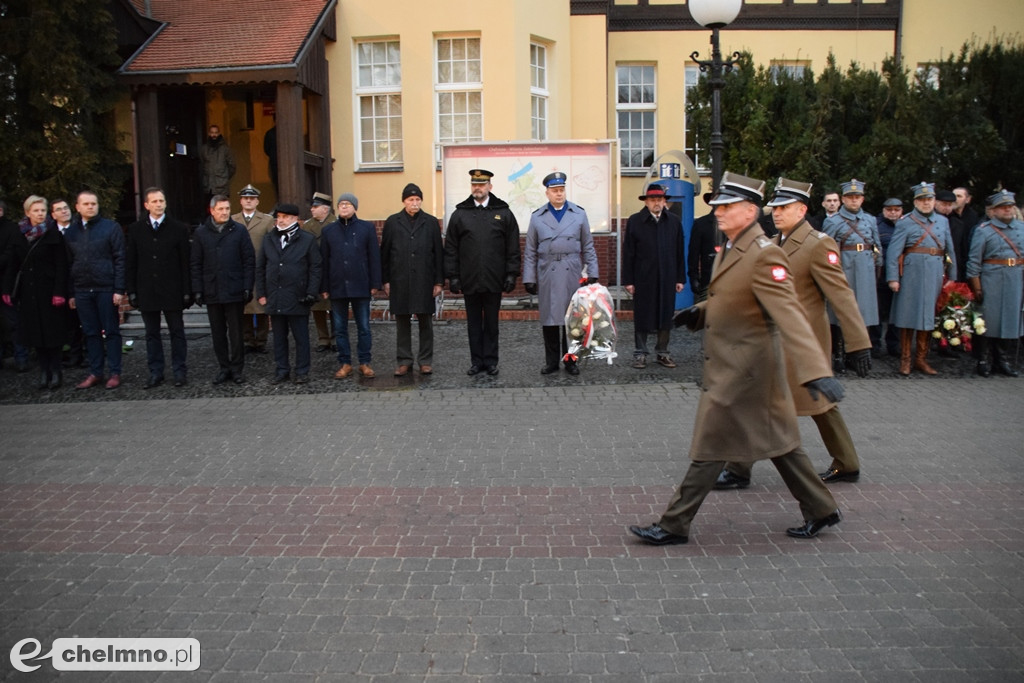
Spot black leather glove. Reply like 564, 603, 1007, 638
244, 290, 253, 303
503, 275, 516, 294
301, 294, 317, 305
805, 377, 845, 403
448, 279, 461, 295
194, 293, 204, 307
673, 306, 700, 328
586, 277, 599, 285
128, 293, 138, 308
524, 282, 538, 295
849, 348, 871, 378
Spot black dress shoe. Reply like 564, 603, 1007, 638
540, 364, 559, 375
714, 470, 751, 490
467, 365, 483, 376
976, 361, 991, 377
212, 370, 231, 385
293, 374, 309, 384
994, 361, 1019, 377
173, 374, 187, 387
819, 467, 860, 483
786, 510, 842, 539
628, 524, 688, 546
564, 361, 579, 376
233, 374, 246, 384
145, 375, 164, 389
271, 373, 289, 384
316, 344, 331, 353
485, 365, 499, 376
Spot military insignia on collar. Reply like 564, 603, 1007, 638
756, 237, 772, 248
827, 251, 839, 265
494, 215, 501, 221
771, 266, 788, 281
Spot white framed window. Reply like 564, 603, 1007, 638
616, 64, 656, 171
354, 39, 402, 166
916, 63, 940, 88
769, 60, 809, 83
530, 42, 548, 140
683, 64, 708, 172
436, 36, 483, 144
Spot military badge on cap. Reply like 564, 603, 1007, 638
543, 172, 567, 187
985, 189, 1016, 207
911, 182, 936, 199
766, 178, 813, 207
840, 179, 865, 196
708, 171, 766, 205
468, 169, 494, 184
771, 266, 788, 281
239, 184, 261, 197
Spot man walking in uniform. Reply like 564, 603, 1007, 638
233, 185, 274, 354
629, 172, 844, 545
967, 190, 1024, 377
444, 169, 521, 376
622, 184, 686, 369
714, 178, 871, 491
522, 171, 599, 375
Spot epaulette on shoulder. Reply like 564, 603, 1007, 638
756, 236, 772, 248
814, 231, 828, 239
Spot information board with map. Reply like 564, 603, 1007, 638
440, 141, 614, 233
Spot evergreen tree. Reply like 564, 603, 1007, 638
0, 0, 127, 213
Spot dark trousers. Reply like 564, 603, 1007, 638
395, 313, 434, 366
634, 327, 671, 358
141, 309, 187, 378
331, 298, 372, 365
243, 313, 269, 348
312, 308, 332, 346
659, 448, 838, 537
543, 325, 569, 369
1, 303, 29, 365
270, 314, 311, 377
64, 307, 84, 365
75, 289, 122, 377
464, 291, 501, 367
870, 280, 899, 353
206, 302, 245, 375
727, 407, 860, 479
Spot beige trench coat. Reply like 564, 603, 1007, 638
685, 221, 832, 462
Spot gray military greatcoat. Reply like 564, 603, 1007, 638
885, 209, 956, 331
823, 208, 880, 326
967, 218, 1024, 338
522, 201, 599, 327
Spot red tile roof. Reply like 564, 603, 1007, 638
123, 0, 330, 73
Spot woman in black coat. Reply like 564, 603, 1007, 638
2, 196, 69, 389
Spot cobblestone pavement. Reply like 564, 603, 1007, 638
1, 321, 1022, 681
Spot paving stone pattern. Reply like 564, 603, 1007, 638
1, 321, 1022, 681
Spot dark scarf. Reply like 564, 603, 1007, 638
19, 218, 45, 242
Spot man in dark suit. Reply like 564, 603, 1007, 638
629, 172, 843, 546
126, 187, 193, 388
687, 193, 718, 304
256, 203, 321, 384
191, 195, 255, 385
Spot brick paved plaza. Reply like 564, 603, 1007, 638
1, 322, 1022, 681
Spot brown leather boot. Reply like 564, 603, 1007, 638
914, 330, 938, 375
899, 328, 913, 376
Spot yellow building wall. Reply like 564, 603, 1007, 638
330, 0, 585, 221
900, 0, 1024, 69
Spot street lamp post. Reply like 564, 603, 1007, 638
688, 0, 742, 193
